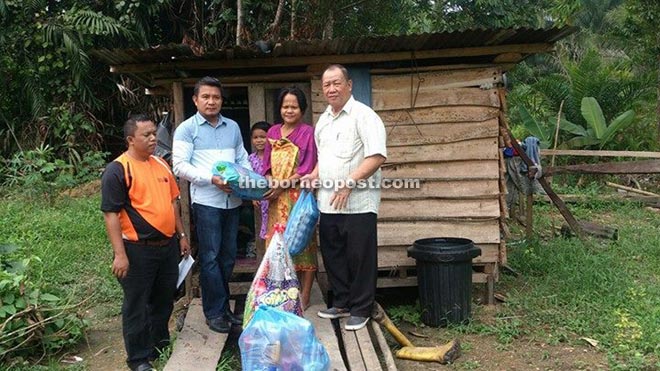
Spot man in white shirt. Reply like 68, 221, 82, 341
172, 77, 251, 333
310, 64, 387, 331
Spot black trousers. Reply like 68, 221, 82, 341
119, 239, 178, 369
319, 212, 378, 317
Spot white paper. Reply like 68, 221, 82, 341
177, 255, 195, 288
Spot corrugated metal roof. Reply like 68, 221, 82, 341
94, 27, 574, 66
92, 27, 575, 87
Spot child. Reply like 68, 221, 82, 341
247, 121, 271, 258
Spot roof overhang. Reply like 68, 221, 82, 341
92, 26, 576, 89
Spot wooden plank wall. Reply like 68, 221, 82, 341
311, 66, 504, 282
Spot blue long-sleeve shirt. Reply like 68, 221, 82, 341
172, 112, 252, 209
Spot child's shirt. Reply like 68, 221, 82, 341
249, 152, 269, 239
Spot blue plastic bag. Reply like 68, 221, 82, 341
239, 305, 330, 371
284, 190, 319, 256
212, 161, 269, 200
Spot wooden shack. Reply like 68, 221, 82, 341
94, 27, 573, 300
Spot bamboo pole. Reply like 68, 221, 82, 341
605, 182, 660, 197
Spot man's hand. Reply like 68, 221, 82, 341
212, 175, 232, 194
112, 254, 129, 279
179, 237, 191, 257
330, 186, 352, 210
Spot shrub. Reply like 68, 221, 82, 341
0, 244, 87, 362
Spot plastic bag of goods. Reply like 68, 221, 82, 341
212, 161, 269, 200
243, 224, 302, 327
284, 189, 319, 256
239, 305, 330, 371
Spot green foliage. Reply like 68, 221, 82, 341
562, 97, 636, 149
0, 245, 87, 361
508, 46, 652, 150
388, 302, 424, 328
502, 201, 660, 368
0, 195, 119, 301
0, 147, 106, 198
217, 353, 241, 371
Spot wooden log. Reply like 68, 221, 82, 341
561, 221, 619, 240
541, 149, 660, 159
546, 160, 660, 175
605, 182, 660, 197
526, 193, 534, 239
172, 82, 195, 300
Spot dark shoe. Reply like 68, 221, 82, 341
132, 362, 155, 371
345, 316, 369, 331
317, 307, 350, 319
224, 310, 243, 326
206, 317, 230, 333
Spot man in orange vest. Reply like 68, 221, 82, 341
101, 114, 190, 371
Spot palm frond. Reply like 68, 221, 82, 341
71, 10, 130, 38
23, 76, 47, 119
0, 0, 7, 19
22, 0, 46, 14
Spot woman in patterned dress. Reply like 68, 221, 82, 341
262, 86, 318, 309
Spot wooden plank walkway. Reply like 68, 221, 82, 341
166, 284, 396, 370
303, 283, 347, 371
164, 300, 233, 371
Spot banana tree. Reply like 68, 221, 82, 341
516, 105, 579, 149
562, 97, 635, 149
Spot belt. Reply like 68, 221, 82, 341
125, 238, 173, 247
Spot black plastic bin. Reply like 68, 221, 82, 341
407, 237, 481, 327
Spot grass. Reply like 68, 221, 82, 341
0, 193, 120, 307
1, 192, 122, 369
388, 196, 659, 370
501, 200, 660, 369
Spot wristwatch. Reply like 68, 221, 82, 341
178, 232, 187, 239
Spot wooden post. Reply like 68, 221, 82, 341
526, 193, 533, 239
172, 82, 193, 300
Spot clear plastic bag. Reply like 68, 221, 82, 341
212, 161, 269, 200
284, 190, 319, 256
243, 224, 302, 327
239, 305, 330, 371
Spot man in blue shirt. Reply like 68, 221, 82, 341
172, 77, 251, 333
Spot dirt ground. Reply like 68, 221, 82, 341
75, 307, 127, 371
74, 302, 608, 371
391, 306, 608, 371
